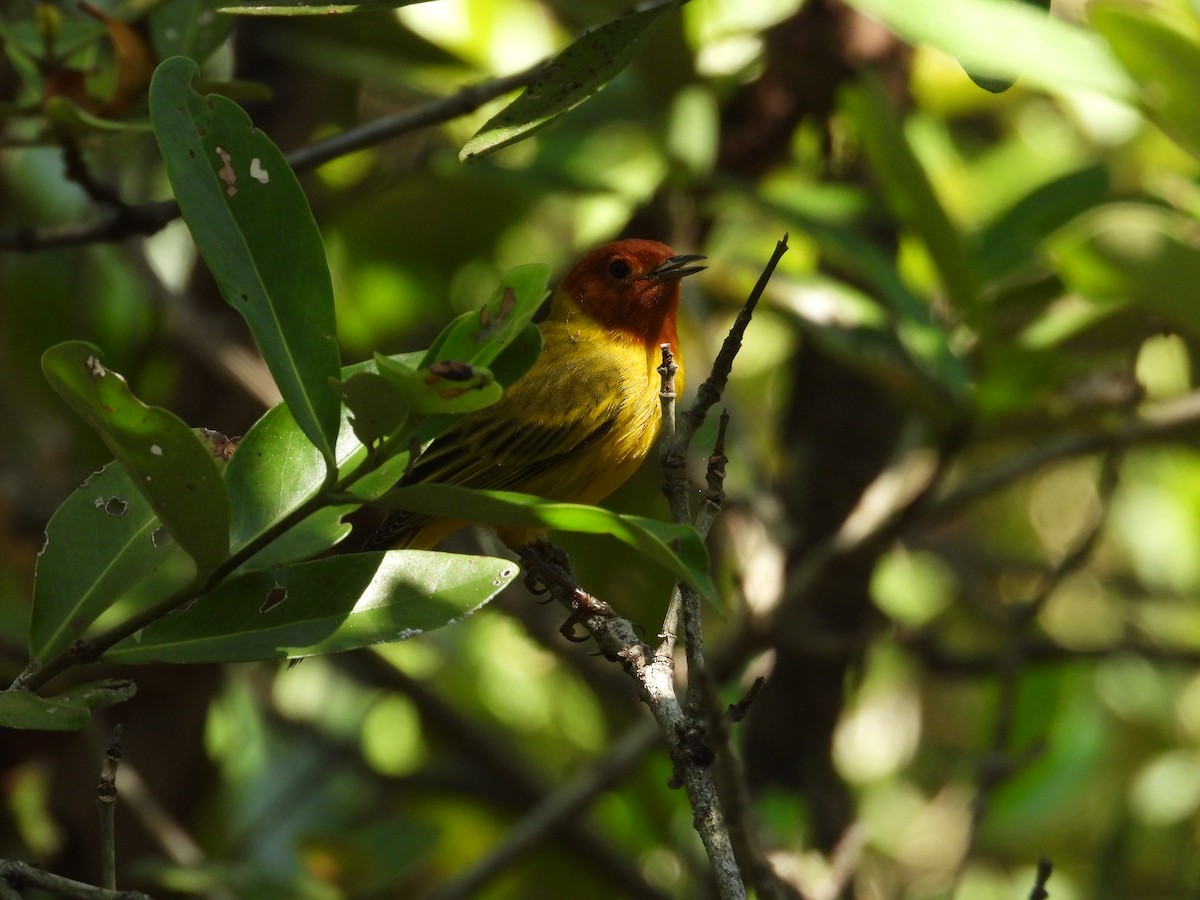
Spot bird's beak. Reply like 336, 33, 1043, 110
641, 253, 707, 283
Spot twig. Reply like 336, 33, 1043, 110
930, 387, 1200, 519
96, 726, 122, 890
957, 444, 1123, 890
1029, 857, 1053, 900
421, 719, 664, 900
1, 62, 544, 252
285, 63, 543, 174
0, 858, 152, 899
659, 235, 789, 523
335, 651, 661, 898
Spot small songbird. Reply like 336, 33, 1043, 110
362, 239, 705, 552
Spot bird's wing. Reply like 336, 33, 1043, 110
362, 355, 627, 549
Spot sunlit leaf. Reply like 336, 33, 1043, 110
1052, 203, 1200, 337
1091, 2, 1200, 159
842, 78, 980, 317
372, 484, 718, 604
374, 355, 502, 416
332, 371, 410, 447
960, 0, 1051, 93
420, 264, 549, 368
843, 0, 1134, 100
107, 551, 518, 663
460, 1, 681, 161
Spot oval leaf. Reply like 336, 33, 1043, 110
1091, 3, 1200, 160
420, 264, 549, 368
31, 462, 191, 662
41, 342, 230, 577
149, 56, 341, 465
0, 680, 137, 731
843, 0, 1134, 101
461, 2, 681, 162
107, 551, 518, 663
374, 484, 717, 604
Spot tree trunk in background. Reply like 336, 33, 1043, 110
715, 0, 911, 857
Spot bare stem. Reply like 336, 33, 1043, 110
97, 726, 122, 890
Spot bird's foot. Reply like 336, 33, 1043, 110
518, 542, 616, 640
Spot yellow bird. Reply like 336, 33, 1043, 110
362, 239, 705, 551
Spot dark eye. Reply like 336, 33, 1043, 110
608, 258, 632, 279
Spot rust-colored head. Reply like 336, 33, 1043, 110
552, 239, 705, 349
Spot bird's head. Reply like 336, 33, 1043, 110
553, 239, 705, 349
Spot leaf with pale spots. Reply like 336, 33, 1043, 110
150, 56, 341, 466
107, 551, 518, 663
41, 341, 230, 579
30, 462, 193, 662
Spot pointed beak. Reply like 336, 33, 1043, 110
641, 253, 707, 283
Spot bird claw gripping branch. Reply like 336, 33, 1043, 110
518, 542, 616, 641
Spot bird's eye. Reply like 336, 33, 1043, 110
608, 258, 632, 279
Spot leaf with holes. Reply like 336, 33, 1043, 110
107, 551, 518, 663
41, 342, 230, 578
150, 55, 341, 466
30, 462, 191, 662
373, 484, 718, 605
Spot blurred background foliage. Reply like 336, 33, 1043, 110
5, 0, 1200, 896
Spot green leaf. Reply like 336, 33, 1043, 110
0, 680, 137, 731
149, 0, 236, 63
223, 393, 362, 572
107, 551, 517, 663
488, 323, 544, 389
843, 0, 1134, 101
214, 0, 435, 13
770, 277, 964, 426
1090, 2, 1200, 160
420, 264, 549, 368
43, 97, 152, 134
960, 0, 1051, 92
223, 354, 425, 572
759, 183, 970, 398
374, 355, 502, 416
373, 484, 718, 604
332, 371, 410, 447
1051, 203, 1200, 337
841, 77, 980, 317
975, 164, 1111, 283
460, 2, 681, 162
149, 56, 341, 466
30, 463, 191, 662
41, 342, 230, 577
